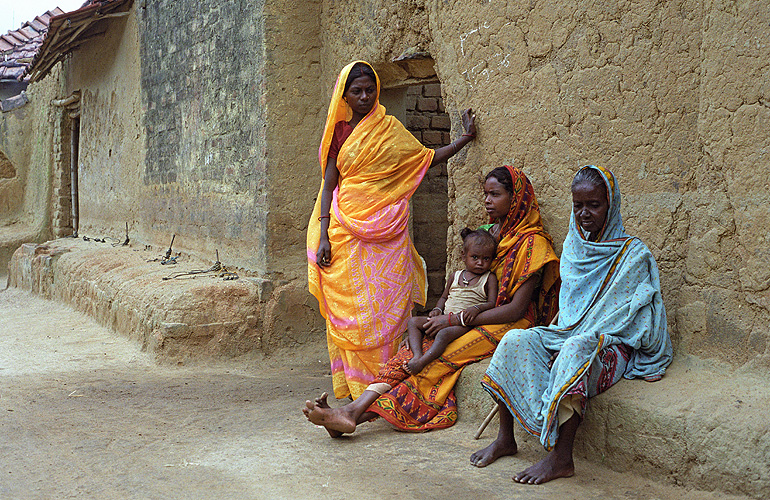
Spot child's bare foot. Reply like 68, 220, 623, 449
470, 438, 518, 467
404, 356, 429, 375
302, 398, 356, 438
513, 450, 574, 484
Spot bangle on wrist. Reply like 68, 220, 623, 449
450, 142, 457, 155
448, 312, 454, 325
318, 215, 330, 221
462, 133, 475, 138
459, 311, 466, 327
431, 307, 442, 313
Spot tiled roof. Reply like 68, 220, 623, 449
0, 8, 65, 82
27, 0, 134, 83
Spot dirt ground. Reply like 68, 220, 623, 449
0, 282, 746, 500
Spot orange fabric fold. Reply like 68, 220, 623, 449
307, 61, 435, 399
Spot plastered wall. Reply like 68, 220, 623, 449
316, 0, 770, 369
0, 68, 63, 266
67, 11, 143, 245
263, 0, 324, 281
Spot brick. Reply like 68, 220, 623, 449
406, 114, 430, 129
431, 114, 451, 130
423, 83, 442, 97
422, 130, 443, 146
416, 96, 438, 112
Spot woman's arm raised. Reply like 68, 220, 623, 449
430, 109, 476, 167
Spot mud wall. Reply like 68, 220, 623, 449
316, 0, 770, 369
262, 0, 323, 280
66, 10, 143, 247
139, 1, 269, 273
0, 67, 63, 268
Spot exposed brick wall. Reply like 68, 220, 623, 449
138, 1, 269, 272
50, 112, 72, 238
406, 83, 450, 310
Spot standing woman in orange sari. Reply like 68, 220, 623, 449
307, 61, 477, 400
304, 166, 561, 436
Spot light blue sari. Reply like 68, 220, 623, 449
482, 165, 672, 450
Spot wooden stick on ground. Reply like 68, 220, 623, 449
474, 403, 499, 439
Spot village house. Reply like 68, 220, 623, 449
1, 1, 768, 497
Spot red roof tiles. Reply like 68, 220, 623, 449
0, 8, 65, 82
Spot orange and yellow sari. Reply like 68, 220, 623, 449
369, 167, 560, 431
307, 61, 435, 400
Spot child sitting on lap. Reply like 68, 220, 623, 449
405, 228, 498, 375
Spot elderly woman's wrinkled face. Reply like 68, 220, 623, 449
484, 177, 513, 221
572, 181, 609, 238
343, 75, 377, 117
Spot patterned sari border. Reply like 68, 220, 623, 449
542, 333, 606, 450
481, 374, 540, 437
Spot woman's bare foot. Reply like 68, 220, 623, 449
302, 399, 356, 437
513, 450, 574, 484
470, 437, 518, 467
314, 392, 331, 409
304, 392, 342, 437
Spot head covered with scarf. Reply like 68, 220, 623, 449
486, 166, 560, 325
556, 165, 672, 375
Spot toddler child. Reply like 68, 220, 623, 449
405, 228, 498, 375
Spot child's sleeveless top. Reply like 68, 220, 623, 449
443, 270, 491, 314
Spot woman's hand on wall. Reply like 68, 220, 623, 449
461, 108, 476, 137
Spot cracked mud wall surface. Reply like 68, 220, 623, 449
67, 11, 143, 249
263, 0, 324, 280
317, 0, 770, 369
684, 0, 770, 368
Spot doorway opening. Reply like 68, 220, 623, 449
380, 82, 450, 311
51, 91, 81, 238
377, 56, 450, 312
406, 83, 450, 311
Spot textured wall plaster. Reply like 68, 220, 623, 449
315, 0, 770, 369
67, 12, 143, 246
139, 1, 269, 273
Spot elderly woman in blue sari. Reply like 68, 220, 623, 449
470, 165, 672, 484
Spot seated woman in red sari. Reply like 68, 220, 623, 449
303, 166, 560, 436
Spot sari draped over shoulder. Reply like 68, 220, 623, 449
307, 61, 435, 400
369, 167, 560, 431
483, 165, 673, 450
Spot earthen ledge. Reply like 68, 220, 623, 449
456, 354, 768, 499
7, 238, 325, 361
